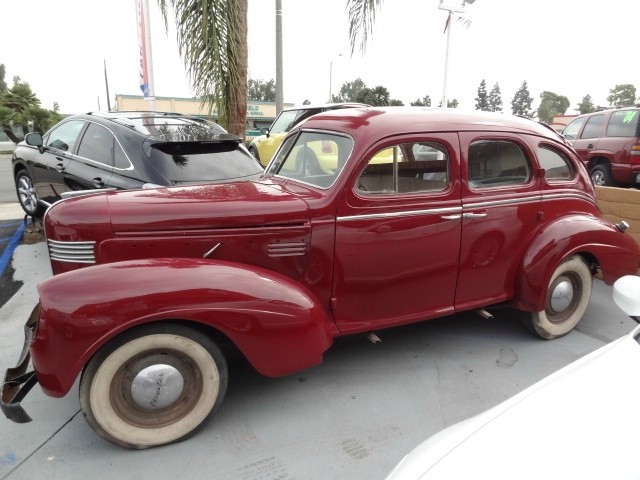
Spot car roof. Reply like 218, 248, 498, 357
573, 106, 640, 119
69, 111, 229, 141
281, 102, 369, 112
300, 107, 567, 141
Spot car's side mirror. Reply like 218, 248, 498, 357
260, 127, 270, 138
25, 132, 44, 154
613, 275, 640, 322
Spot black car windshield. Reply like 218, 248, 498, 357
151, 142, 263, 183
265, 131, 354, 189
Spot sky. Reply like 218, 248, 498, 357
1, 0, 637, 115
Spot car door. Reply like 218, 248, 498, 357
454, 133, 542, 310
33, 120, 87, 205
333, 134, 462, 333
572, 114, 605, 164
65, 122, 115, 192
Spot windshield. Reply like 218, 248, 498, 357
151, 142, 263, 183
265, 131, 354, 189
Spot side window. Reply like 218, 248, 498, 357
46, 120, 86, 152
77, 123, 114, 166
606, 110, 639, 137
562, 117, 586, 140
580, 115, 604, 139
468, 140, 530, 188
537, 146, 574, 182
113, 141, 130, 169
357, 142, 449, 195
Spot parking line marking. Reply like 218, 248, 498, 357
0, 222, 26, 277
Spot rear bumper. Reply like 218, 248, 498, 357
1, 305, 40, 423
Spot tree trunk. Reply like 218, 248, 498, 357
3, 128, 21, 144
227, 0, 248, 138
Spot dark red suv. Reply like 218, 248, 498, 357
563, 107, 640, 186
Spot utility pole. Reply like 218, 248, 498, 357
275, 0, 283, 115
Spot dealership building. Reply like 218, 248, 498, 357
115, 94, 293, 139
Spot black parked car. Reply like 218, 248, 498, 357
12, 111, 263, 216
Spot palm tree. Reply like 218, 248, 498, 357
157, 0, 247, 137
158, 0, 380, 137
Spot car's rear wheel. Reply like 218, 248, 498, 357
15, 170, 43, 217
527, 256, 592, 340
590, 164, 614, 187
79, 324, 228, 449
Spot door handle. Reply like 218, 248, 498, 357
587, 143, 594, 149
93, 178, 105, 188
55, 162, 65, 172
463, 212, 488, 219
441, 214, 462, 221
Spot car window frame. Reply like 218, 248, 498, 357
466, 138, 533, 190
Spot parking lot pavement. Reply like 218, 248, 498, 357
0, 242, 636, 479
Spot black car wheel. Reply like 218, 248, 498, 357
15, 170, 43, 217
590, 164, 614, 187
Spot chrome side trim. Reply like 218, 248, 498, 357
203, 243, 221, 259
48, 239, 96, 264
337, 206, 462, 222
541, 192, 598, 206
60, 188, 117, 199
463, 194, 541, 209
267, 241, 307, 257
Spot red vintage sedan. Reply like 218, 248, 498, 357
3, 108, 639, 449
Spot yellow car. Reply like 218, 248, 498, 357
248, 103, 367, 166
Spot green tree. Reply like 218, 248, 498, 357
0, 76, 60, 142
357, 85, 390, 106
158, 0, 248, 136
0, 64, 7, 95
302, 99, 311, 105
607, 84, 637, 108
488, 83, 503, 112
475, 79, 489, 111
410, 95, 432, 107
537, 91, 570, 124
334, 78, 367, 103
248, 78, 276, 102
389, 99, 404, 106
577, 94, 595, 114
438, 99, 459, 108
511, 81, 534, 118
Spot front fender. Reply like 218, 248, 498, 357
513, 215, 640, 312
32, 258, 334, 397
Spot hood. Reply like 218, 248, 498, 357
105, 180, 309, 232
387, 326, 640, 479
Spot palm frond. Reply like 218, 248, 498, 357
346, 0, 384, 55
157, 0, 247, 134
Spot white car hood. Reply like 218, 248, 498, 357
386, 326, 640, 480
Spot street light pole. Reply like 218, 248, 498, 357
275, 0, 283, 115
439, 0, 475, 108
329, 53, 343, 103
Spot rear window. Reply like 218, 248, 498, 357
128, 116, 227, 141
150, 142, 263, 183
606, 110, 640, 137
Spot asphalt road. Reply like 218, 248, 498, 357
0, 154, 16, 203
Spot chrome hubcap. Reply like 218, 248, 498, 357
592, 171, 605, 186
18, 176, 38, 212
131, 364, 184, 410
550, 278, 574, 313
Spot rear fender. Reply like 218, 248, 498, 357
513, 215, 640, 312
33, 258, 334, 397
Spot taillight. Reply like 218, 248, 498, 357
630, 145, 640, 165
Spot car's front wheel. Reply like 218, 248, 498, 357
526, 256, 592, 340
15, 170, 42, 217
79, 324, 228, 449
